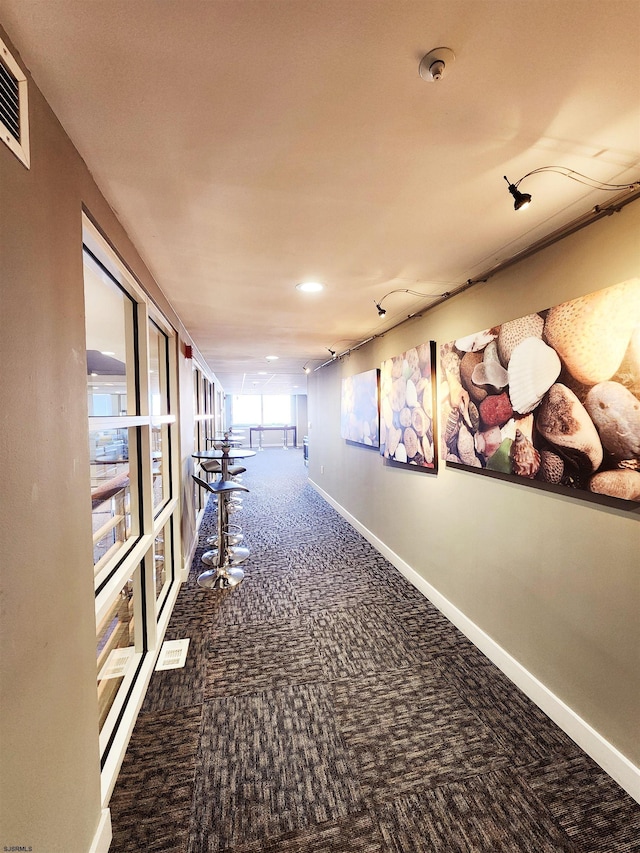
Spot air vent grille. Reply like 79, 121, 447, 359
0, 36, 29, 168
0, 57, 20, 142
98, 646, 135, 681
155, 638, 190, 671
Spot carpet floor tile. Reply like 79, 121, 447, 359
109, 705, 203, 852
291, 568, 384, 612
207, 571, 302, 626
141, 631, 209, 713
525, 757, 640, 852
310, 604, 435, 680
441, 652, 585, 766
205, 616, 324, 698
330, 667, 509, 800
375, 769, 577, 852
230, 810, 391, 853
188, 684, 364, 852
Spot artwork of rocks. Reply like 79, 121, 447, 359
440, 278, 640, 503
340, 369, 380, 447
380, 342, 437, 469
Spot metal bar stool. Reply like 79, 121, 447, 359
201, 460, 244, 545
202, 460, 246, 548
200, 459, 246, 509
201, 458, 222, 477
193, 475, 250, 589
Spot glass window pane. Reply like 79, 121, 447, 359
263, 395, 292, 424
232, 395, 261, 424
148, 320, 169, 416
154, 522, 173, 605
84, 251, 136, 416
151, 423, 170, 511
204, 379, 215, 442
96, 575, 137, 733
193, 367, 203, 451
90, 427, 138, 571
193, 367, 200, 413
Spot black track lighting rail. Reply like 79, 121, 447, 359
311, 185, 640, 375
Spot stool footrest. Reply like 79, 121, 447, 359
197, 566, 244, 589
202, 545, 250, 567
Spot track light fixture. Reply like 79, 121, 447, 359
504, 167, 640, 211
327, 348, 337, 360
373, 288, 443, 317
504, 176, 531, 211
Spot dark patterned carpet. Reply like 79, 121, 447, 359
109, 448, 640, 852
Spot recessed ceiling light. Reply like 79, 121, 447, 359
101, 351, 115, 356
257, 371, 267, 375
265, 355, 279, 361
296, 281, 324, 293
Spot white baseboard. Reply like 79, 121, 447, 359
310, 478, 640, 804
89, 809, 112, 853
181, 502, 209, 581
182, 526, 199, 582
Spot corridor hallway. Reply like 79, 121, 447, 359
108, 448, 640, 852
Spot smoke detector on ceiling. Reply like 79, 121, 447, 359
419, 47, 455, 82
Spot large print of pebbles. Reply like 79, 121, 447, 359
380, 343, 436, 469
340, 369, 380, 447
439, 278, 640, 502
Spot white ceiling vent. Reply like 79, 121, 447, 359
0, 35, 30, 169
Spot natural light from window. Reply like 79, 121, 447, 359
232, 394, 292, 425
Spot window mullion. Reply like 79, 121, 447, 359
136, 302, 155, 540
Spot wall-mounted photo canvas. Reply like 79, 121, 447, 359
340, 369, 380, 447
380, 342, 437, 470
440, 278, 640, 504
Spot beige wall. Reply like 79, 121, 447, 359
308, 199, 640, 767
0, 28, 204, 851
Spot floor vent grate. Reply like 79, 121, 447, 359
98, 647, 135, 681
155, 638, 190, 671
